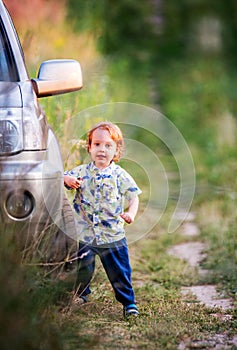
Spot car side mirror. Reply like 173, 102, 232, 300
31, 59, 83, 97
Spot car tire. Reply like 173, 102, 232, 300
40, 194, 78, 272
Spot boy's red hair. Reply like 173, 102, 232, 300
86, 121, 124, 162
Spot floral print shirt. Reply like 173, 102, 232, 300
65, 161, 141, 245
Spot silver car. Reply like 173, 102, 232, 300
0, 1, 82, 264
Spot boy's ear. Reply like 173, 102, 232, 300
113, 148, 119, 161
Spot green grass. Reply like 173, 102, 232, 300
2, 196, 236, 349
1, 19, 237, 349
0, 231, 63, 350
28, 52, 237, 348
197, 197, 237, 297
54, 224, 236, 349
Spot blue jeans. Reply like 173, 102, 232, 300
75, 238, 136, 307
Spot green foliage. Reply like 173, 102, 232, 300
66, 0, 237, 69
67, 0, 156, 64
67, 0, 106, 33
56, 229, 235, 349
0, 232, 63, 350
4, 1, 237, 348
157, 56, 231, 144
198, 198, 237, 297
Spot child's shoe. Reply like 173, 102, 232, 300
72, 295, 87, 307
123, 304, 139, 318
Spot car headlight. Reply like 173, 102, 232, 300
23, 115, 43, 150
0, 119, 20, 154
0, 108, 43, 154
5, 190, 34, 219
0, 109, 23, 154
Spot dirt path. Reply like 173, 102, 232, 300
167, 212, 236, 350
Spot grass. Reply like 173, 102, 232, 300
197, 196, 237, 296
2, 195, 236, 349
1, 15, 237, 349
53, 219, 236, 349
0, 231, 63, 350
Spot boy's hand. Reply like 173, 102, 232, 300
120, 212, 134, 224
120, 196, 139, 224
64, 175, 82, 189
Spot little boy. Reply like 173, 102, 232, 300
64, 121, 141, 317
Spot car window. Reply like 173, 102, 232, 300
0, 18, 18, 81
0, 37, 10, 81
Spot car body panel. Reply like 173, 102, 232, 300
0, 82, 22, 107
0, 0, 81, 261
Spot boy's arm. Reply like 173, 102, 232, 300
64, 174, 82, 189
120, 195, 139, 224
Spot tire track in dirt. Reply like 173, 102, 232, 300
167, 212, 236, 350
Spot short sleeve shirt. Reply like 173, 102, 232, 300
65, 161, 142, 245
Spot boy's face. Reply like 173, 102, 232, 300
89, 128, 117, 169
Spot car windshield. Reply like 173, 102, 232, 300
0, 18, 18, 82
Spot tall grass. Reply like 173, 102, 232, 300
40, 50, 237, 298
1, 14, 236, 348
157, 54, 237, 300
0, 228, 64, 350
